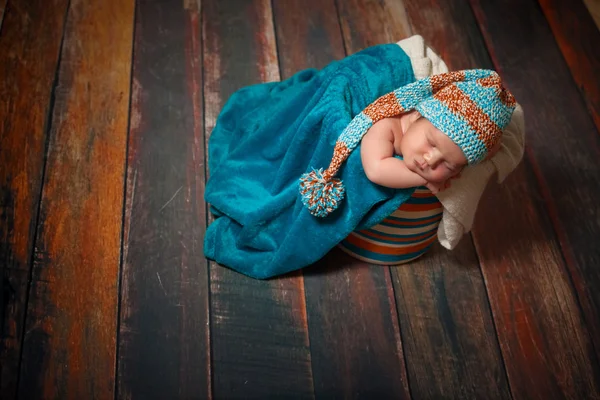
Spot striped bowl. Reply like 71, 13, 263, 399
338, 187, 442, 265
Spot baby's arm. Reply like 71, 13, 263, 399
360, 119, 427, 188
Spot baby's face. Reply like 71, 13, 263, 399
400, 117, 467, 183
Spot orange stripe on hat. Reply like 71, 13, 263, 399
429, 70, 467, 92
363, 92, 404, 122
434, 84, 503, 151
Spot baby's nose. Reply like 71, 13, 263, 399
425, 151, 441, 166
429, 157, 445, 170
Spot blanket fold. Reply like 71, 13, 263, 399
205, 44, 418, 279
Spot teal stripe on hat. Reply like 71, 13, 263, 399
455, 81, 515, 129
416, 98, 488, 164
463, 69, 494, 81
338, 111, 373, 150
393, 77, 432, 110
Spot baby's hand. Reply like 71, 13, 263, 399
425, 181, 449, 194
425, 172, 461, 194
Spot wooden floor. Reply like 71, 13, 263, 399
1, 0, 600, 398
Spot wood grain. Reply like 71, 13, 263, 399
402, 0, 491, 71
470, 0, 600, 372
116, 1, 210, 398
405, 0, 600, 397
15, 0, 134, 398
273, 0, 345, 77
273, 0, 413, 397
303, 251, 411, 398
1, 270, 28, 399
475, 164, 600, 400
0, 0, 6, 30
392, 241, 511, 400
335, 0, 413, 53
537, 0, 600, 134
0, 0, 69, 397
203, 0, 314, 398
583, 0, 600, 30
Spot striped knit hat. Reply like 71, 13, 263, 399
299, 69, 516, 217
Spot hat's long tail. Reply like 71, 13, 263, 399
299, 141, 352, 217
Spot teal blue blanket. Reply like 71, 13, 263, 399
204, 44, 417, 279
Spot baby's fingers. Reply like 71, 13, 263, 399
425, 182, 438, 193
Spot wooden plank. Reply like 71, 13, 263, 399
474, 162, 600, 399
470, 0, 600, 374
392, 240, 511, 399
0, 0, 7, 30
583, 0, 600, 30
537, 0, 600, 134
203, 1, 314, 398
336, 0, 412, 53
337, 1, 512, 398
273, 0, 345, 76
116, 1, 210, 398
303, 252, 411, 398
405, 0, 600, 397
1, 270, 28, 399
273, 0, 413, 397
16, 0, 134, 398
0, 0, 69, 397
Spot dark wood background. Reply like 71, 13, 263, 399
1, 0, 600, 398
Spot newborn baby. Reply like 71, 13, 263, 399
361, 110, 500, 194
300, 69, 516, 218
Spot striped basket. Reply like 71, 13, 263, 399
338, 187, 442, 265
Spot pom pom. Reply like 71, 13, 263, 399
299, 169, 345, 217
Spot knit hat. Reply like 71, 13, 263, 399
299, 69, 516, 217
